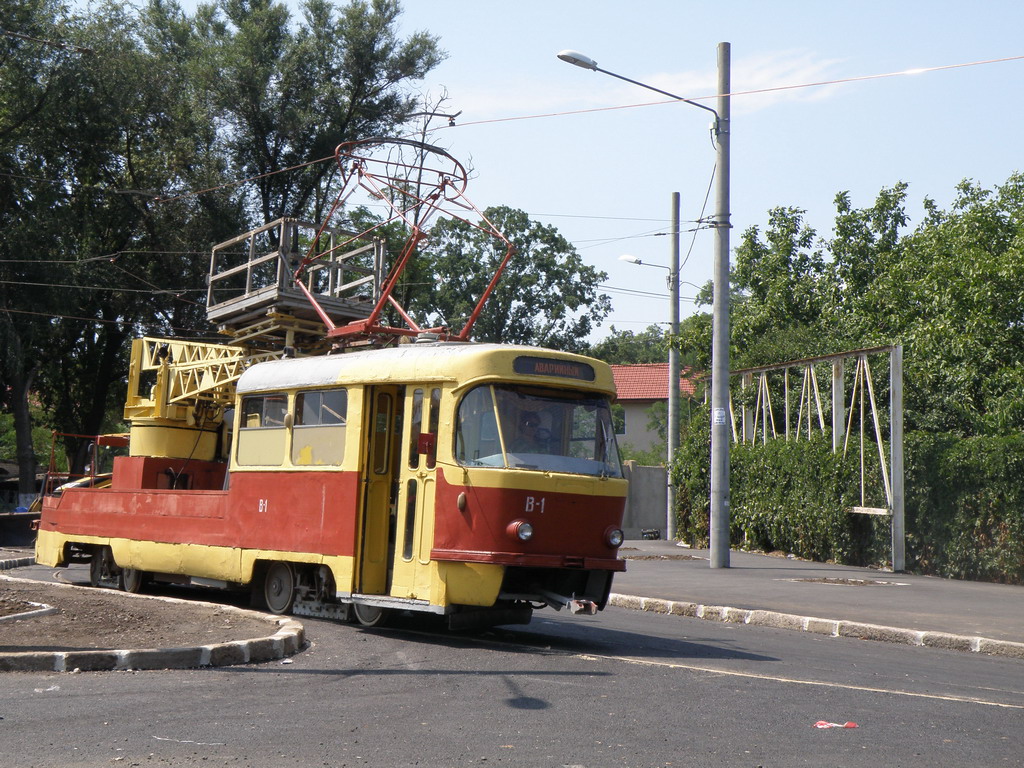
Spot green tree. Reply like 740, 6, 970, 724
842, 177, 1024, 434
678, 174, 1024, 440
1, 1, 244, 479
189, 0, 443, 224
1, 0, 442, 485
730, 206, 831, 368
587, 324, 667, 364
412, 206, 612, 351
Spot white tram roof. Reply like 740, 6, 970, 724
236, 342, 616, 396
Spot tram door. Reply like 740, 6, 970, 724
359, 386, 403, 595
390, 386, 441, 600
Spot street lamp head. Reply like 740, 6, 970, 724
557, 50, 598, 71
558, 49, 721, 127
620, 254, 672, 271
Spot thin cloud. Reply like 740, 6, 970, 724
644, 50, 846, 115
731, 50, 847, 111
441, 49, 846, 123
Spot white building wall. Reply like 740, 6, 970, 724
618, 401, 661, 453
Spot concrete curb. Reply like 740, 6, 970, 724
0, 573, 305, 673
608, 593, 1024, 661
0, 601, 58, 623
0, 555, 36, 571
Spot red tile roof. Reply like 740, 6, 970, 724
611, 363, 698, 401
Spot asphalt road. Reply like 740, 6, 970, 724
2, 596, 1022, 767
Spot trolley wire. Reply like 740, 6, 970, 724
5, 53, 1017, 310
0, 278, 204, 295
6, 52, 1021, 214
0, 307, 222, 339
0, 250, 206, 265
425, 53, 1024, 133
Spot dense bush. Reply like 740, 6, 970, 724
673, 407, 1024, 582
904, 432, 1024, 582
667, 175, 1024, 582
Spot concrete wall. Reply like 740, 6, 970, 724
621, 461, 668, 540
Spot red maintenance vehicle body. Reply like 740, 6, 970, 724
34, 139, 627, 628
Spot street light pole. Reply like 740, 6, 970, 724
709, 43, 731, 568
622, 191, 681, 542
559, 43, 732, 567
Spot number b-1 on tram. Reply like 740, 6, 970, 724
35, 341, 627, 628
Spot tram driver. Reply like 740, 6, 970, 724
510, 411, 550, 454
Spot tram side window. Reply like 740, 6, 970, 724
426, 388, 441, 469
237, 394, 288, 466
569, 404, 622, 474
407, 389, 423, 470
292, 389, 347, 466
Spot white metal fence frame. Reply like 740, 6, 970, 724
726, 345, 904, 571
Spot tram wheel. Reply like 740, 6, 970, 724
119, 568, 146, 594
89, 552, 103, 587
89, 546, 115, 588
353, 603, 391, 628
263, 562, 296, 615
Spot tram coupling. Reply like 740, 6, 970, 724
535, 588, 598, 615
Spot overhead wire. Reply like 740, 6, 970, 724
573, 226, 679, 250
679, 161, 718, 274
0, 307, 222, 339
0, 278, 204, 295
0, 250, 206, 264
7, 50, 1021, 315
106, 262, 207, 306
425, 53, 1024, 132
10, 52, 1022, 214
598, 283, 699, 302
532, 212, 691, 224
0, 28, 94, 55
151, 153, 336, 204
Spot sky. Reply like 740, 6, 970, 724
384, 1, 1024, 340
84, 0, 1024, 341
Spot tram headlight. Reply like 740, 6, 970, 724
507, 519, 534, 542
606, 527, 624, 548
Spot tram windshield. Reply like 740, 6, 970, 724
455, 384, 623, 478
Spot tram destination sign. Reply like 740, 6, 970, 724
513, 356, 595, 382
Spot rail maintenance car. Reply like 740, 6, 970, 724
35, 340, 627, 628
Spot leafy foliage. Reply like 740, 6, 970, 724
587, 324, 667, 365
674, 403, 888, 566
717, 176, 1024, 434
410, 206, 611, 351
904, 432, 1024, 583
0, 0, 442, 477
672, 174, 1024, 579
184, 0, 443, 223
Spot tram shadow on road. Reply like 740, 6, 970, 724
321, 608, 777, 665
39, 564, 774, 667
224, 606, 776, 683
485, 615, 778, 664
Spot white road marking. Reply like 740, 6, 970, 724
575, 652, 1024, 710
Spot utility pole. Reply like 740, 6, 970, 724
667, 192, 680, 540
557, 43, 733, 566
709, 42, 732, 568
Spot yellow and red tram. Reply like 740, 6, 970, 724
35, 340, 627, 628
